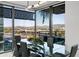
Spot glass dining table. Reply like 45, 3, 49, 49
17, 39, 65, 57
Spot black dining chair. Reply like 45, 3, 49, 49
13, 36, 21, 57
14, 36, 21, 43
69, 44, 78, 57
13, 41, 20, 57
20, 42, 30, 57
53, 44, 78, 57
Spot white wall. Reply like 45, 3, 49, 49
65, 1, 79, 55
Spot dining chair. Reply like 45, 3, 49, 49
13, 36, 21, 57
69, 44, 78, 57
53, 44, 78, 57
13, 41, 20, 57
14, 36, 21, 43
20, 42, 30, 57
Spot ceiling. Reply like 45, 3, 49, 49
4, 1, 39, 7
0, 1, 39, 9
0, 1, 64, 12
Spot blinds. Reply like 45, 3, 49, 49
0, 6, 34, 20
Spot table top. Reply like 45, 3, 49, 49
17, 39, 32, 45
17, 39, 65, 55
21, 39, 32, 44
42, 42, 65, 55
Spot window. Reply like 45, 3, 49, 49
14, 19, 34, 41
36, 10, 49, 41
3, 18, 12, 51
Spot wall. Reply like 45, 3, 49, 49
65, 1, 79, 56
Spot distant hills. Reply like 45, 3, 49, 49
4, 24, 65, 31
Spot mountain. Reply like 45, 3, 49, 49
4, 24, 65, 31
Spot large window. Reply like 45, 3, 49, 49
0, 5, 13, 52
52, 14, 65, 37
3, 18, 13, 51
36, 10, 49, 41
14, 19, 34, 40
52, 13, 65, 45
35, 3, 65, 55
52, 3, 65, 45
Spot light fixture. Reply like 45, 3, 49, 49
34, 4, 39, 8
27, 1, 47, 9
39, 1, 47, 4
27, 5, 32, 9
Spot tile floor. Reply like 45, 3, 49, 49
0, 52, 13, 57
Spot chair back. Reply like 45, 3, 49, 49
69, 45, 78, 57
15, 36, 21, 43
13, 41, 19, 57
13, 36, 21, 57
20, 42, 30, 57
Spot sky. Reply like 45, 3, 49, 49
53, 14, 64, 24
4, 13, 64, 27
